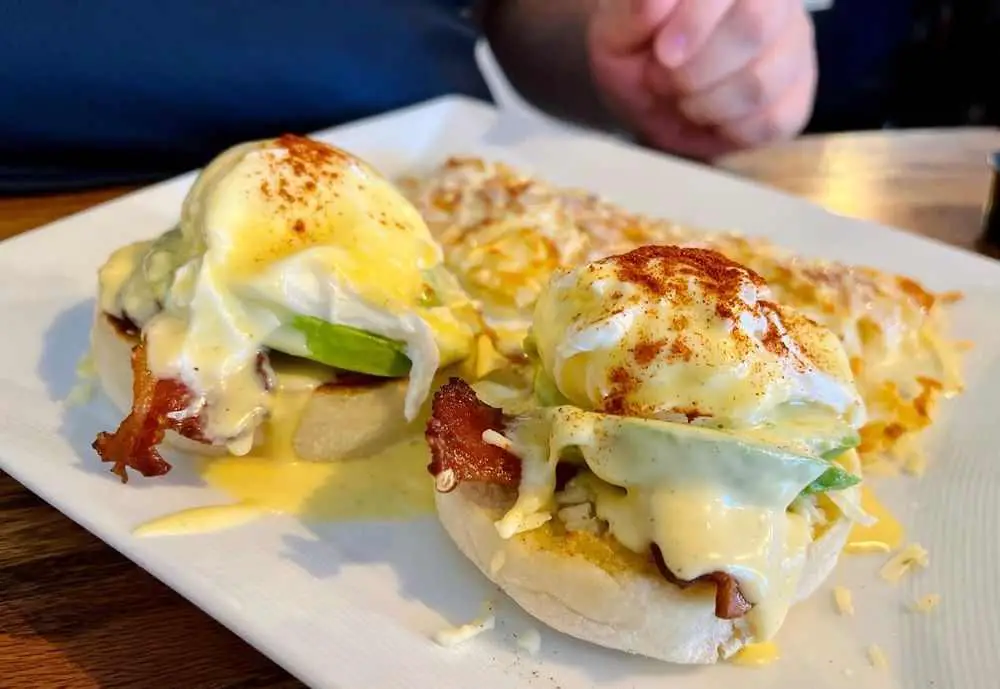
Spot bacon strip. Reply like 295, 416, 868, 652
425, 378, 521, 491
92, 342, 206, 483
651, 544, 751, 619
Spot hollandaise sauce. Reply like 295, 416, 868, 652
845, 486, 904, 554
132, 385, 435, 537
731, 641, 781, 667
133, 503, 265, 537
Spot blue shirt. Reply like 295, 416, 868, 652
1, 1, 915, 192
0, 0, 489, 192
809, 0, 915, 132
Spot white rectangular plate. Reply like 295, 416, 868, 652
2, 96, 998, 689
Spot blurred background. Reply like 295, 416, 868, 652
1, 0, 998, 194
807, 0, 1000, 132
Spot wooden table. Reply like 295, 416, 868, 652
1, 128, 998, 688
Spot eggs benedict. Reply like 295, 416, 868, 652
92, 134, 478, 481
425, 245, 871, 664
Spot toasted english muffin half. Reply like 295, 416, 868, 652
434, 481, 851, 664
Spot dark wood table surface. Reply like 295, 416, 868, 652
1, 128, 998, 688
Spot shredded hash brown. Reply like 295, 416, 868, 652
400, 157, 965, 474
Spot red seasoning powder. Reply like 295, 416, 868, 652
592, 245, 812, 415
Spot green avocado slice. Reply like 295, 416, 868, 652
283, 315, 412, 377
819, 432, 861, 460
533, 367, 571, 407
801, 465, 861, 495
548, 407, 862, 504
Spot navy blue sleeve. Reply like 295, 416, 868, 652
0, 0, 489, 192
0, 0, 929, 192
808, 0, 915, 132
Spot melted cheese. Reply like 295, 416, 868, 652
867, 644, 889, 671
833, 585, 855, 615
910, 593, 941, 613
880, 543, 929, 583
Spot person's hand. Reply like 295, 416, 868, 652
588, 0, 817, 160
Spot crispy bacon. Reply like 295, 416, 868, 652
651, 544, 751, 619
92, 342, 207, 483
425, 378, 521, 491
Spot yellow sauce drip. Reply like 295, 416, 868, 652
199, 436, 433, 522
132, 384, 434, 537
133, 503, 265, 537
731, 641, 781, 667
845, 486, 904, 554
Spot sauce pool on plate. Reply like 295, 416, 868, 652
732, 641, 780, 667
845, 486, 904, 554
131, 387, 435, 537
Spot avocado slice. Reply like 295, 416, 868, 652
533, 367, 571, 407
819, 432, 861, 460
735, 420, 860, 464
801, 465, 860, 495
282, 315, 412, 377
548, 407, 861, 505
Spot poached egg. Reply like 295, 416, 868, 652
530, 245, 865, 445
99, 135, 477, 452
495, 246, 869, 642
